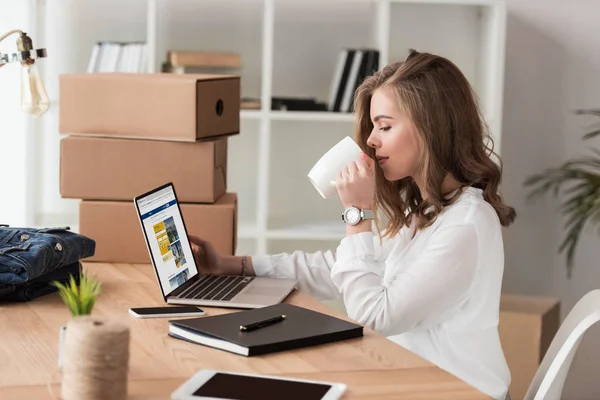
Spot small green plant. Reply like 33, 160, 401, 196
52, 272, 102, 317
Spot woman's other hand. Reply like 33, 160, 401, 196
189, 235, 225, 275
189, 236, 255, 276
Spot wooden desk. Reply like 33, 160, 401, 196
0, 263, 488, 399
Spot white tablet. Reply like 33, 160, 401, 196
171, 369, 346, 400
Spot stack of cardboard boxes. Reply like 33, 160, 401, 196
58, 73, 240, 263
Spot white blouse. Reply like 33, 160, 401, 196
252, 187, 510, 399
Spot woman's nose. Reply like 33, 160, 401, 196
366, 133, 378, 148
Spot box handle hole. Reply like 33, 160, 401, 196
215, 99, 224, 116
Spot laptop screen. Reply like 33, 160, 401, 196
135, 184, 198, 297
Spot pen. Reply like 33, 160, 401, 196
240, 314, 286, 332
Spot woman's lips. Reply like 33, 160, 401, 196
377, 157, 389, 165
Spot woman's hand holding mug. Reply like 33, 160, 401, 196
336, 152, 375, 210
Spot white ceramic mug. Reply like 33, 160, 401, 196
307, 136, 363, 199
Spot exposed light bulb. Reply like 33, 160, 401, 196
21, 63, 50, 117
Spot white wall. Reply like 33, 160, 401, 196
0, 0, 36, 227
501, 1, 600, 398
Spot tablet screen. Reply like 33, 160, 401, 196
193, 372, 333, 400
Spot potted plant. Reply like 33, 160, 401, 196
524, 109, 600, 278
52, 271, 102, 367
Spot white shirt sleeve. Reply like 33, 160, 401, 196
330, 223, 478, 337
251, 234, 396, 302
251, 250, 341, 301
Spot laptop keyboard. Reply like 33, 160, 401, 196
179, 275, 254, 302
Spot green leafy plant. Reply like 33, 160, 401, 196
524, 109, 600, 278
52, 272, 102, 317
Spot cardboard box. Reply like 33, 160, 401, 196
499, 294, 560, 400
79, 193, 237, 264
59, 73, 240, 142
60, 135, 227, 203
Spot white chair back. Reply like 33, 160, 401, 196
524, 289, 600, 400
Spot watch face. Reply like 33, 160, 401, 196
345, 207, 361, 224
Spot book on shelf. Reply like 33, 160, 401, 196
162, 50, 242, 75
168, 303, 363, 357
328, 48, 379, 113
271, 97, 327, 112
241, 97, 261, 110
87, 41, 148, 73
167, 50, 242, 69
239, 97, 328, 112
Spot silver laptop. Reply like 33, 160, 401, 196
134, 182, 297, 309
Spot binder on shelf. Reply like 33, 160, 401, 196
340, 49, 364, 113
328, 48, 380, 113
328, 49, 349, 112
168, 303, 363, 356
347, 48, 380, 113
329, 48, 355, 112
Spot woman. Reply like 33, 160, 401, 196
190, 49, 516, 400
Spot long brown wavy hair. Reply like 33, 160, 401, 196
354, 49, 516, 238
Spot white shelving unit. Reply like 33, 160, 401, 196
38, 0, 506, 257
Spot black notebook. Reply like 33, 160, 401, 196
168, 303, 363, 356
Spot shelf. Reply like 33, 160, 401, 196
269, 111, 355, 122
240, 109, 262, 120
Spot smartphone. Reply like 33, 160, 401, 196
128, 306, 205, 319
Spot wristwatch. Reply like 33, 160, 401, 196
342, 205, 374, 226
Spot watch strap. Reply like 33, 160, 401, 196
361, 209, 375, 220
